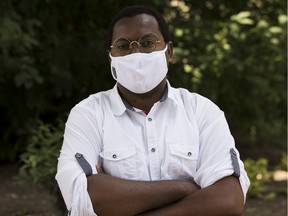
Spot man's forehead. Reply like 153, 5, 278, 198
115, 14, 157, 27
112, 14, 160, 38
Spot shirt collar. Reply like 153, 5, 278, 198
109, 81, 179, 116
165, 81, 180, 106
159, 84, 168, 102
109, 84, 127, 116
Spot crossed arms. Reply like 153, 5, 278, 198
87, 165, 244, 216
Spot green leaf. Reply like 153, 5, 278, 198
231, 11, 254, 25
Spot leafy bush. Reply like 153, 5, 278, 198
278, 153, 288, 171
244, 158, 273, 198
168, 0, 287, 151
18, 120, 64, 193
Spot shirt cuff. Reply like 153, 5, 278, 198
69, 173, 97, 216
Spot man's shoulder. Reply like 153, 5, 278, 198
73, 88, 113, 111
170, 86, 210, 106
169, 86, 221, 117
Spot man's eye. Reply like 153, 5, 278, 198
116, 44, 130, 50
141, 40, 155, 47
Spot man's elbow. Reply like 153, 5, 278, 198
225, 177, 245, 215
225, 195, 245, 216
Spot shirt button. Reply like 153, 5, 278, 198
75, 153, 82, 158
148, 117, 152, 121
187, 152, 192, 156
112, 154, 117, 159
151, 148, 156, 152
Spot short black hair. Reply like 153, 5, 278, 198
106, 5, 171, 51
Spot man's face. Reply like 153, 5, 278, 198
110, 14, 173, 61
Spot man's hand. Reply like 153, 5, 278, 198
87, 171, 200, 216
137, 176, 244, 216
96, 163, 105, 174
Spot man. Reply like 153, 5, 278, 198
56, 5, 250, 216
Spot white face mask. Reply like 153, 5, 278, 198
109, 45, 168, 94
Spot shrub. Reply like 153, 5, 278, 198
244, 158, 273, 198
18, 120, 66, 213
278, 153, 288, 171
18, 120, 64, 193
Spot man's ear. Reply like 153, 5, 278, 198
166, 41, 173, 62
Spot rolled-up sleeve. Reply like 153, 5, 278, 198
193, 99, 250, 200
55, 103, 101, 215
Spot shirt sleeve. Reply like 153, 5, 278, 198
55, 103, 102, 214
69, 173, 96, 216
193, 97, 250, 201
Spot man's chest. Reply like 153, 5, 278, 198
100, 106, 200, 181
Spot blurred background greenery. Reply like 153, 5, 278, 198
0, 0, 286, 214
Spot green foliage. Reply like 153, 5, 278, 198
0, 0, 168, 161
278, 153, 288, 171
0, 2, 44, 161
244, 158, 273, 198
167, 0, 287, 150
18, 120, 64, 193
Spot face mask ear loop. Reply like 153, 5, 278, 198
162, 44, 168, 53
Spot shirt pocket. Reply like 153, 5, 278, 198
100, 145, 138, 179
167, 143, 198, 179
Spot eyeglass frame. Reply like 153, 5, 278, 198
109, 34, 162, 55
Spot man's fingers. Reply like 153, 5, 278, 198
96, 164, 104, 174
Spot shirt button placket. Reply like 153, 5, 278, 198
145, 115, 160, 180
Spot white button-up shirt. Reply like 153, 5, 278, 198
56, 82, 250, 215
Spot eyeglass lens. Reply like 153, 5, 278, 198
112, 34, 159, 55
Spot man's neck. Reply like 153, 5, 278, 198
117, 79, 167, 113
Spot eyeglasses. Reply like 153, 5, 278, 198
110, 34, 161, 56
